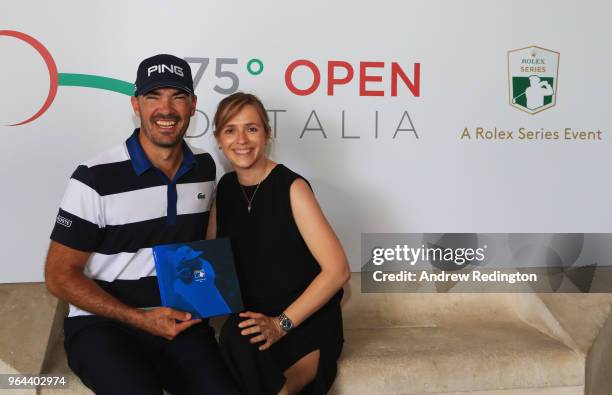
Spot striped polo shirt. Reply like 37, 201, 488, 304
50, 129, 215, 317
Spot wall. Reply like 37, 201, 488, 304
1, 0, 610, 282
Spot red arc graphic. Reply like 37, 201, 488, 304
0, 30, 59, 126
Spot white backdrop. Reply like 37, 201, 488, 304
1, 0, 611, 282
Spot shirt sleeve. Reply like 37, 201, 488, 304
50, 165, 105, 252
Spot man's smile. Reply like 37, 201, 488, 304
155, 120, 177, 128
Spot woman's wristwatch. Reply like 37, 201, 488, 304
278, 312, 294, 333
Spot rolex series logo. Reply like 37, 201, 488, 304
508, 46, 560, 114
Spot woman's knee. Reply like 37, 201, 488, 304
219, 314, 248, 346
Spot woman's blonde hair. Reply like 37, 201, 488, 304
213, 92, 271, 138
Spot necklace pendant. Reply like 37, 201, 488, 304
247, 205, 251, 213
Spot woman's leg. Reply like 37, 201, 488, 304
279, 349, 320, 395
220, 314, 287, 395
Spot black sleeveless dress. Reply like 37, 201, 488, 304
216, 164, 344, 395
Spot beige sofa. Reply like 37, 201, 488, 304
1, 273, 612, 394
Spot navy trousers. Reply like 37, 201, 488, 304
64, 315, 238, 395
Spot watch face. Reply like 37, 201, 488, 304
280, 316, 293, 331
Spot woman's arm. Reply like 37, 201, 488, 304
239, 178, 350, 350
206, 198, 217, 240
282, 178, 351, 326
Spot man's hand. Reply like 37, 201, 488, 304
133, 307, 202, 340
45, 241, 202, 340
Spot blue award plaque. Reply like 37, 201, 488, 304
153, 238, 243, 318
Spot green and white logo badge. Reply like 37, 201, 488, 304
508, 46, 559, 114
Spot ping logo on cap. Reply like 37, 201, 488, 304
147, 64, 184, 77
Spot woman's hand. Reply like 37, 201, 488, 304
238, 311, 286, 351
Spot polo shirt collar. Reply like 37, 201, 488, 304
126, 128, 196, 177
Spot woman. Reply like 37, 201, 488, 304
207, 92, 350, 395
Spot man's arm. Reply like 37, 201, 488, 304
44, 241, 201, 340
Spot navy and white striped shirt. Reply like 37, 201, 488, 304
50, 129, 215, 317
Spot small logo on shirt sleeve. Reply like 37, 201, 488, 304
56, 215, 72, 228
197, 193, 206, 200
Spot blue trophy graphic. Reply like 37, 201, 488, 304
171, 245, 231, 317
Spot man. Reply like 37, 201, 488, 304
45, 54, 238, 395
525, 75, 554, 110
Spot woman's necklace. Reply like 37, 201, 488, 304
240, 182, 261, 213
239, 165, 268, 213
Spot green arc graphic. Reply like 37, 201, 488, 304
58, 73, 134, 96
